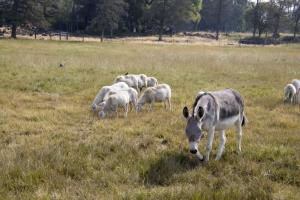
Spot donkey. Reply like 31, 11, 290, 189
182, 89, 247, 162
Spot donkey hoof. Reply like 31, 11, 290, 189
198, 155, 205, 162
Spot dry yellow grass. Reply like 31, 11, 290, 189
0, 39, 300, 200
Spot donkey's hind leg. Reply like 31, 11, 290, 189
235, 123, 243, 154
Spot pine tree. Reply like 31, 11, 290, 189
88, 0, 127, 41
147, 0, 202, 41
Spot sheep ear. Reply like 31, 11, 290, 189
183, 106, 189, 119
197, 107, 205, 120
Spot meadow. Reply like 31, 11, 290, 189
0, 39, 300, 200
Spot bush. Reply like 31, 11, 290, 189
239, 37, 281, 45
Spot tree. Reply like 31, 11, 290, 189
246, 0, 273, 38
125, 0, 145, 33
0, 0, 52, 38
147, 0, 202, 41
253, 0, 259, 37
291, 0, 300, 38
73, 0, 98, 30
200, 0, 248, 34
88, 0, 127, 41
191, 0, 202, 31
216, 0, 223, 40
49, 0, 75, 32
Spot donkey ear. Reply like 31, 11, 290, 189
197, 107, 205, 119
183, 106, 189, 119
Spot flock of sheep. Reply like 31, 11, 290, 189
91, 74, 171, 118
284, 79, 300, 106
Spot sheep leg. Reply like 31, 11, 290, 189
164, 101, 167, 109
150, 101, 155, 111
134, 100, 138, 113
124, 103, 129, 117
168, 98, 171, 111
115, 104, 119, 118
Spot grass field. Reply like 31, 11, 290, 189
0, 39, 300, 200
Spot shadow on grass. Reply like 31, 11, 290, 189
142, 152, 201, 186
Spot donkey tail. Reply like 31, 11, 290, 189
241, 113, 247, 127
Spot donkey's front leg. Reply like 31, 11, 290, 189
216, 130, 226, 160
205, 128, 215, 162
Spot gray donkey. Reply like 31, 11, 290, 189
182, 89, 247, 162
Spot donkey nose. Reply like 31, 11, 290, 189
190, 149, 197, 154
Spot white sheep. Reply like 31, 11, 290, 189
98, 90, 130, 118
136, 74, 148, 91
137, 84, 171, 111
91, 82, 129, 112
115, 75, 139, 92
146, 77, 158, 87
102, 87, 138, 111
284, 83, 296, 104
297, 89, 300, 108
120, 74, 148, 92
291, 79, 300, 91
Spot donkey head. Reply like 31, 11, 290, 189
183, 106, 205, 160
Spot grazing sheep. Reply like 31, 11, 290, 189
98, 90, 130, 118
123, 74, 148, 92
103, 88, 138, 111
115, 75, 139, 92
183, 89, 247, 162
91, 82, 129, 112
291, 79, 300, 91
284, 83, 297, 104
297, 89, 300, 107
136, 74, 148, 91
137, 84, 171, 111
146, 77, 158, 87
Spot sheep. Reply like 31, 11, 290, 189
102, 87, 138, 111
295, 88, 300, 106
98, 90, 130, 118
136, 74, 148, 91
146, 77, 158, 87
137, 84, 171, 111
121, 74, 148, 92
115, 75, 139, 92
91, 82, 129, 112
291, 79, 300, 91
284, 84, 297, 104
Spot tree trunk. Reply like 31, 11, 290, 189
101, 30, 104, 42
258, 28, 262, 38
294, 18, 299, 39
273, 15, 280, 38
158, 0, 166, 41
34, 30, 37, 39
253, 0, 259, 37
272, 3, 283, 38
216, 0, 223, 40
11, 23, 17, 39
